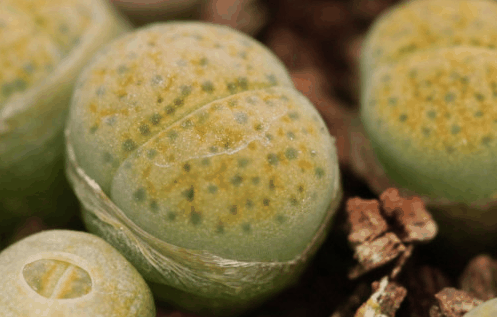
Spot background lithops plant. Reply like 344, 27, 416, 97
464, 298, 497, 317
65, 22, 342, 315
0, 0, 130, 219
353, 0, 497, 243
0, 230, 155, 316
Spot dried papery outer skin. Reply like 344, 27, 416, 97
0, 230, 155, 317
65, 22, 342, 315
0, 0, 130, 205
360, 0, 497, 85
464, 298, 497, 317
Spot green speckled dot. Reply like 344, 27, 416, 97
285, 148, 298, 160
139, 124, 150, 136
183, 186, 195, 202
133, 187, 146, 202
216, 223, 224, 234
150, 200, 159, 212
475, 93, 485, 101
231, 175, 243, 186
122, 139, 137, 152
388, 97, 397, 106
202, 81, 214, 93
150, 113, 162, 125
89, 125, 98, 134
269, 179, 275, 191
246, 199, 254, 208
103, 152, 113, 163
230, 205, 237, 215
482, 135, 493, 146
242, 223, 251, 233
238, 158, 249, 168
399, 114, 408, 122
267, 153, 279, 166
209, 146, 218, 153
263, 198, 270, 206
251, 177, 260, 185
288, 111, 300, 120
290, 196, 298, 206
201, 158, 210, 166
266, 74, 277, 85
265, 133, 273, 141
276, 215, 286, 223
190, 209, 202, 226
427, 110, 437, 119
167, 130, 178, 141
165, 105, 175, 115
167, 211, 176, 221
287, 132, 296, 140
445, 92, 456, 103
475, 111, 483, 118
422, 127, 430, 137
2, 83, 13, 98
207, 184, 218, 194
181, 85, 192, 96
173, 97, 184, 107
451, 124, 461, 135
254, 123, 263, 131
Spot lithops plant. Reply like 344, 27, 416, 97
464, 298, 497, 317
0, 230, 155, 317
352, 0, 497, 243
0, 0, 129, 216
65, 22, 342, 315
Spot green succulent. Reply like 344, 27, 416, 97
0, 230, 155, 317
0, 0, 129, 216
360, 0, 497, 203
65, 22, 342, 315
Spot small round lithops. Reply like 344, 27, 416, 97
356, 0, 497, 244
464, 298, 497, 317
0, 0, 130, 216
0, 230, 155, 317
65, 22, 342, 315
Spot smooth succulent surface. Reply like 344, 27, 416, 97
0, 230, 155, 317
360, 0, 497, 203
66, 22, 341, 313
0, 0, 129, 195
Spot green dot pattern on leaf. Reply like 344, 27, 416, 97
361, 0, 497, 203
68, 22, 340, 263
